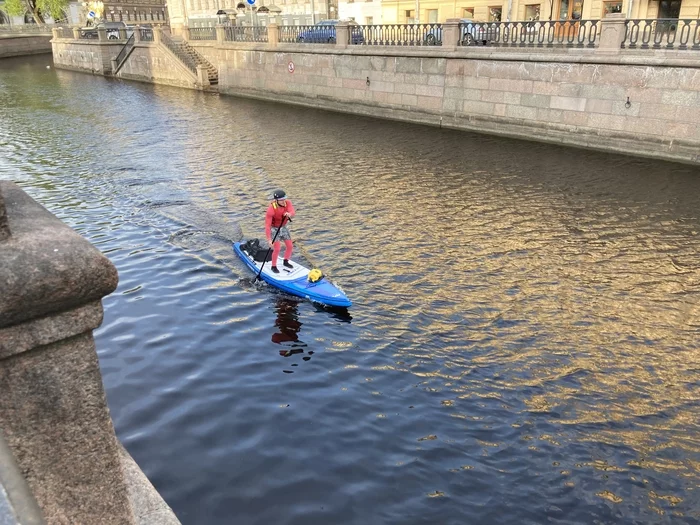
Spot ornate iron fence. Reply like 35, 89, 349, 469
224, 26, 268, 42
190, 26, 217, 41
279, 25, 336, 43
350, 24, 442, 46
622, 19, 700, 50
139, 27, 154, 42
457, 20, 600, 48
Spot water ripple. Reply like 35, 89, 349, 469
1, 55, 699, 525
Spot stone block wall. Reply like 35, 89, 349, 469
0, 35, 52, 59
201, 44, 700, 164
117, 44, 198, 89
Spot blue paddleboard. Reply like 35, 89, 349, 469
234, 242, 352, 308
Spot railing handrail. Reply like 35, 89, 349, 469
622, 18, 700, 50
224, 25, 268, 42
351, 23, 443, 46
161, 31, 198, 75
456, 19, 600, 48
115, 33, 135, 68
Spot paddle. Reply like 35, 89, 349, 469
255, 215, 292, 282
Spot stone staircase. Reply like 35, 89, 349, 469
161, 32, 218, 87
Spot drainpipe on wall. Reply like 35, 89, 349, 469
415, 0, 420, 23
310, 0, 315, 23
506, 0, 513, 20
626, 0, 633, 18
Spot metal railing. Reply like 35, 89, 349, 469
279, 25, 337, 43
139, 27, 154, 42
190, 26, 216, 41
351, 23, 442, 46
458, 20, 600, 48
161, 31, 198, 75
224, 26, 268, 42
115, 33, 135, 67
622, 19, 700, 50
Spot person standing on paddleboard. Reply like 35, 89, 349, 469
265, 189, 295, 274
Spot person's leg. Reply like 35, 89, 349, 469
283, 239, 293, 267
271, 241, 282, 271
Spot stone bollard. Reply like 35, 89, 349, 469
599, 13, 626, 53
97, 27, 107, 42
72, 27, 81, 39
154, 26, 162, 44
51, 28, 59, 40
335, 21, 349, 48
268, 22, 279, 48
0, 181, 136, 525
443, 18, 462, 50
119, 27, 127, 40
182, 26, 191, 42
196, 65, 210, 87
111, 57, 118, 71
134, 25, 142, 43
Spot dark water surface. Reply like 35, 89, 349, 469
2, 55, 699, 524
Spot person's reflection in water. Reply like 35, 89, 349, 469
271, 297, 309, 360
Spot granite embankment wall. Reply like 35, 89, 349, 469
51, 27, 700, 165
0, 35, 52, 59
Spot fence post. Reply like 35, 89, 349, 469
336, 21, 349, 48
72, 27, 81, 39
51, 27, 60, 39
182, 26, 191, 41
134, 25, 142, 43
216, 24, 226, 44
97, 27, 107, 42
443, 18, 461, 49
268, 22, 278, 47
119, 27, 127, 40
154, 25, 162, 43
599, 13, 626, 52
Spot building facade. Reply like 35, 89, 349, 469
167, 0, 337, 28
338, 0, 384, 24
379, 0, 699, 23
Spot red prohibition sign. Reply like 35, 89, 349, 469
288, 61, 295, 74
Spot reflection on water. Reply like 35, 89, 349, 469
1, 55, 699, 525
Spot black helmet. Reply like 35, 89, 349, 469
273, 189, 286, 200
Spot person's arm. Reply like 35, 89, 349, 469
285, 200, 296, 220
265, 206, 273, 243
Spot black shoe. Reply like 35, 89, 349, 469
271, 266, 280, 273
283, 260, 293, 269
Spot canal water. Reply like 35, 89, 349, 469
1, 55, 699, 524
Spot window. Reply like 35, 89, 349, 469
365, 16, 373, 24
488, 6, 502, 20
427, 9, 438, 22
463, 7, 474, 17
405, 9, 415, 23
602, 1, 622, 14
524, 3, 540, 19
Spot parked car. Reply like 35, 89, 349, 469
80, 21, 128, 40
297, 20, 364, 44
423, 18, 495, 46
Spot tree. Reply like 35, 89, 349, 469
4, 0, 68, 23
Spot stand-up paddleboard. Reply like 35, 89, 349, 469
234, 240, 352, 308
